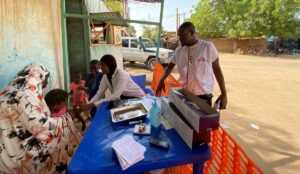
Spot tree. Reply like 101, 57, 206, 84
190, 0, 300, 39
267, 0, 300, 38
190, 0, 225, 38
142, 26, 165, 41
103, 0, 124, 15
128, 25, 136, 36
142, 26, 157, 41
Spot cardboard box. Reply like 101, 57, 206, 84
169, 89, 220, 133
161, 98, 209, 149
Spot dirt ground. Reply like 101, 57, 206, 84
125, 53, 300, 174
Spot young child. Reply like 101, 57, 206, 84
45, 89, 69, 118
44, 89, 82, 155
70, 71, 88, 107
70, 71, 90, 131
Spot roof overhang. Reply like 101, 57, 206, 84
90, 12, 128, 27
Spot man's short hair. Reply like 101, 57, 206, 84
179, 22, 196, 34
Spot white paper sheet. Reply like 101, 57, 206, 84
112, 135, 146, 170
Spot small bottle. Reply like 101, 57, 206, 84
148, 101, 162, 138
148, 101, 161, 128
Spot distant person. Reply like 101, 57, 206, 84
138, 36, 145, 50
80, 54, 145, 111
85, 60, 103, 100
156, 22, 227, 108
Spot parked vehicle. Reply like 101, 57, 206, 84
121, 37, 174, 69
267, 36, 300, 55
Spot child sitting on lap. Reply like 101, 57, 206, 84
45, 89, 82, 155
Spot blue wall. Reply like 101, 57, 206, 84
0, 0, 62, 90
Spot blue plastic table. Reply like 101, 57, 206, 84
68, 101, 210, 174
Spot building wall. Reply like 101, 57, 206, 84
209, 38, 267, 54
209, 38, 236, 53
0, 0, 64, 89
163, 32, 267, 54
235, 38, 267, 54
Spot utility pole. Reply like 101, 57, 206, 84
155, 0, 165, 60
176, 8, 179, 35
178, 12, 181, 28
123, 0, 129, 18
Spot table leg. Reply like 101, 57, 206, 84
193, 162, 204, 174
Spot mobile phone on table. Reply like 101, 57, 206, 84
149, 137, 169, 149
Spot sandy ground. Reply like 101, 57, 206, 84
125, 53, 300, 174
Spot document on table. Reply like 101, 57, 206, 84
112, 135, 146, 170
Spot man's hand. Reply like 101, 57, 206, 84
156, 79, 166, 96
213, 59, 227, 110
80, 103, 95, 111
155, 63, 176, 96
216, 94, 227, 109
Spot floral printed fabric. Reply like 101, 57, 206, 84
0, 64, 81, 174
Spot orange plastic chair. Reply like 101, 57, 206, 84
151, 65, 263, 174
151, 64, 181, 96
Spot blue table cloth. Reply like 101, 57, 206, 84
68, 101, 210, 174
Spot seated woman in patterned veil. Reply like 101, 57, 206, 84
0, 64, 81, 174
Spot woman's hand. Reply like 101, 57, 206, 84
79, 103, 95, 111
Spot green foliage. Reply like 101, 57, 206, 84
142, 26, 165, 41
190, 0, 225, 38
103, 0, 124, 15
142, 26, 157, 41
128, 25, 136, 36
190, 0, 300, 39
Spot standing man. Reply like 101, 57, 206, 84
156, 22, 227, 109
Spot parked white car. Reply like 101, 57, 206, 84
121, 37, 174, 69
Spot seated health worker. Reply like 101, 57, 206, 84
80, 54, 145, 111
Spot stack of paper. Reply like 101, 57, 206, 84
112, 135, 146, 170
